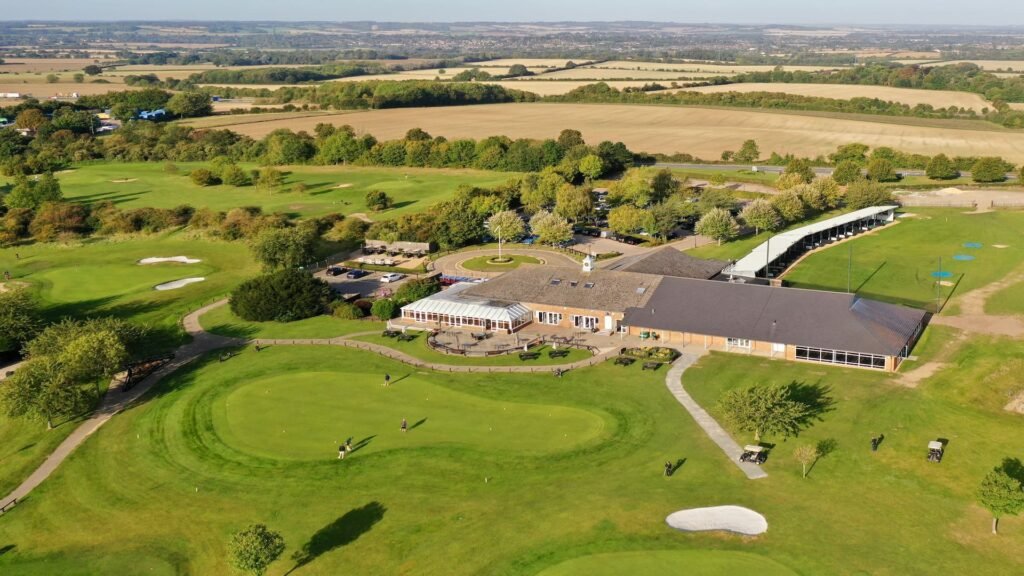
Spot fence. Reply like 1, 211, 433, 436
991, 200, 1024, 210
897, 199, 977, 208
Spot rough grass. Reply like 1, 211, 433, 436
984, 279, 1024, 316
46, 162, 515, 219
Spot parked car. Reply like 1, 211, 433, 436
346, 269, 370, 279
325, 266, 347, 277
380, 272, 405, 283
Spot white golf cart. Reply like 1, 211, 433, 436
739, 445, 768, 465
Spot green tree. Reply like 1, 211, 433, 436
694, 208, 739, 245
371, 298, 398, 320
829, 143, 869, 166
608, 169, 653, 207
486, 209, 526, 260
364, 189, 393, 211
771, 190, 807, 223
15, 109, 47, 131
529, 210, 573, 245
395, 278, 441, 304
977, 467, 1024, 534
734, 139, 760, 163
83, 64, 102, 76
719, 383, 813, 442
740, 198, 781, 235
557, 129, 585, 150
697, 188, 736, 215
650, 168, 680, 203
793, 444, 820, 478
45, 74, 59, 84
554, 185, 593, 222
0, 287, 44, 353
332, 302, 365, 320
811, 177, 844, 209
190, 169, 219, 187
256, 167, 284, 194
785, 158, 815, 184
507, 64, 531, 77
648, 200, 682, 240
926, 154, 960, 180
73, 73, 85, 83
831, 160, 863, 185
844, 180, 895, 210
578, 154, 604, 181
607, 204, 651, 236
708, 172, 728, 187
251, 226, 318, 270
230, 269, 331, 322
774, 172, 806, 191
866, 157, 898, 182
166, 91, 213, 118
229, 524, 285, 576
972, 157, 1010, 183
221, 164, 252, 186
4, 173, 62, 210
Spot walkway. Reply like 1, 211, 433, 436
1, 301, 241, 507
664, 350, 768, 480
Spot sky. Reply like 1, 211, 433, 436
5, 0, 1024, 26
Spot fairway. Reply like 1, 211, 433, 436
537, 550, 799, 576
783, 210, 1024, 311
218, 371, 606, 460
209, 103, 1024, 163
50, 162, 515, 218
681, 82, 992, 111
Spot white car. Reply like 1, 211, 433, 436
379, 273, 405, 283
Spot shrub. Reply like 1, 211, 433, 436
221, 164, 251, 186
395, 278, 440, 304
292, 182, 308, 194
163, 162, 179, 174
866, 158, 899, 182
365, 189, 392, 211
844, 180, 895, 210
331, 301, 365, 320
926, 154, 960, 180
971, 157, 1010, 183
190, 168, 220, 187
230, 269, 331, 322
370, 298, 398, 320
832, 160, 862, 185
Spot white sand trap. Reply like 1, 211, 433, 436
139, 256, 202, 265
155, 277, 205, 291
938, 281, 955, 287
666, 506, 767, 536
110, 178, 139, 183
994, 244, 1010, 249
898, 213, 918, 219
334, 183, 354, 189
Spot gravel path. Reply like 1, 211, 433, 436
664, 351, 768, 480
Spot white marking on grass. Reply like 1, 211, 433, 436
154, 277, 206, 291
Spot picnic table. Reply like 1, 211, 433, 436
519, 352, 541, 361
614, 356, 635, 366
641, 361, 662, 371
397, 333, 417, 342
548, 349, 570, 359
382, 330, 401, 338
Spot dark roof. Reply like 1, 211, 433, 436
605, 247, 729, 280
462, 265, 661, 312
623, 277, 926, 356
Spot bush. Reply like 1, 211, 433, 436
395, 277, 440, 304
365, 189, 392, 211
190, 168, 220, 187
163, 162, 179, 174
972, 157, 1010, 183
832, 160, 862, 185
926, 154, 960, 180
230, 269, 332, 322
332, 301, 366, 320
221, 164, 251, 186
370, 298, 398, 320
866, 158, 898, 182
844, 180, 895, 210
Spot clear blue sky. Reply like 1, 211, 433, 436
5, 1, 1024, 26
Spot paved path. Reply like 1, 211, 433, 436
664, 350, 768, 480
432, 248, 579, 278
1, 301, 241, 507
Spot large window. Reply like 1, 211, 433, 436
536, 311, 562, 325
571, 315, 599, 330
795, 346, 887, 370
727, 338, 752, 349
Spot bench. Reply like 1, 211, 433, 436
614, 356, 635, 366
519, 352, 541, 361
382, 330, 401, 338
642, 361, 662, 371
397, 333, 417, 342
548, 349, 570, 359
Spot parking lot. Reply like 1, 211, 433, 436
316, 266, 415, 299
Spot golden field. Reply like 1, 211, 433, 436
585, 60, 847, 74
180, 102, 1024, 162
679, 83, 992, 110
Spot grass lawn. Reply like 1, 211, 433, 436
783, 209, 1024, 312
985, 279, 1024, 315
461, 254, 541, 272
0, 412, 84, 498
42, 162, 514, 219
668, 167, 780, 186
2, 344, 1022, 574
354, 332, 593, 366
0, 232, 260, 352
199, 304, 383, 340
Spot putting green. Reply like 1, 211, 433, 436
537, 550, 799, 576
216, 371, 606, 460
35, 263, 215, 302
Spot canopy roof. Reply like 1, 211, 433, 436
402, 282, 531, 323
728, 206, 898, 278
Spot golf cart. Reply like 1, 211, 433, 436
927, 440, 944, 463
739, 445, 768, 465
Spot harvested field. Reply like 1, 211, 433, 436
539, 67, 713, 80
0, 82, 137, 98
586, 61, 846, 74
180, 109, 339, 129
0, 58, 106, 73
679, 83, 992, 110
204, 102, 1024, 163
486, 80, 679, 96
477, 58, 580, 68
930, 60, 1024, 72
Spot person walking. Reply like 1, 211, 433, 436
400, 418, 408, 433
383, 373, 391, 387
345, 437, 353, 452
338, 444, 346, 459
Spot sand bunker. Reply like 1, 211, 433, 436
334, 183, 354, 189
666, 506, 767, 536
155, 277, 205, 291
994, 244, 1010, 249
110, 178, 139, 183
138, 256, 201, 265
0, 280, 29, 294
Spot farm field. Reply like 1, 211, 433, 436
2, 334, 1023, 574
0, 80, 134, 100
0, 58, 108, 73
930, 60, 1024, 72
488, 81, 694, 96
679, 82, 993, 111
783, 209, 1024, 311
584, 61, 846, 74
538, 68, 719, 80
207, 103, 1024, 163
43, 162, 516, 219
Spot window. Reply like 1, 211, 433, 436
635, 287, 647, 295
571, 315, 599, 330
536, 311, 562, 325
727, 338, 752, 349
550, 279, 562, 286
569, 281, 578, 287
795, 346, 887, 370
584, 282, 595, 289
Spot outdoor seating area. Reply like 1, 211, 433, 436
739, 445, 769, 465
614, 356, 636, 366
363, 240, 431, 258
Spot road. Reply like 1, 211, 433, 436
654, 162, 1018, 180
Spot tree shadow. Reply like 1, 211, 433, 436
288, 502, 386, 572
787, 380, 835, 429
0, 544, 15, 557
1000, 458, 1024, 483
807, 438, 838, 476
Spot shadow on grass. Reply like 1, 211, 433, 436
788, 381, 836, 429
409, 417, 427, 431
204, 322, 259, 340
807, 438, 838, 477
0, 545, 15, 557
854, 261, 887, 294
1001, 458, 1024, 483
287, 502, 386, 573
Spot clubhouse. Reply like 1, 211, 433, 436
401, 247, 926, 372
